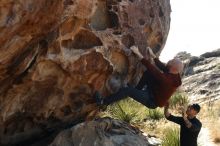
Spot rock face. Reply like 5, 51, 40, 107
50, 117, 151, 146
177, 49, 220, 102
0, 0, 171, 145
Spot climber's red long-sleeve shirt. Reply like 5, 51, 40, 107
141, 58, 182, 107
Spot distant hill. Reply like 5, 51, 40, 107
176, 49, 220, 103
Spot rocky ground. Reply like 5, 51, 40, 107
50, 117, 158, 146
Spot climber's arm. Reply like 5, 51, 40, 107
141, 58, 167, 82
154, 58, 169, 73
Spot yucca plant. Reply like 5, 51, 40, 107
105, 98, 145, 124
102, 97, 165, 123
162, 127, 180, 146
110, 103, 137, 123
145, 108, 164, 120
169, 92, 189, 109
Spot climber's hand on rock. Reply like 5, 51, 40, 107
147, 47, 156, 59
130, 46, 143, 60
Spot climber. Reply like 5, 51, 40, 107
93, 46, 184, 109
164, 103, 202, 146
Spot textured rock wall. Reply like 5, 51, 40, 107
0, 0, 171, 145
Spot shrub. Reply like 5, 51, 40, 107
217, 63, 220, 69
101, 98, 165, 124
108, 102, 137, 123
145, 108, 164, 120
104, 98, 145, 124
169, 92, 189, 109
162, 127, 180, 146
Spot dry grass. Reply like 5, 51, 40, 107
208, 101, 220, 144
198, 100, 220, 144
210, 118, 220, 144
141, 119, 179, 138
162, 126, 180, 146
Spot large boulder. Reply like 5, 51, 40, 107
0, 0, 171, 145
50, 117, 153, 146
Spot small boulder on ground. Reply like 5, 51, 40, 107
50, 117, 153, 146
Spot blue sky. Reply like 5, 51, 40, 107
160, 0, 220, 61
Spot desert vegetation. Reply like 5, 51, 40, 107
99, 91, 220, 146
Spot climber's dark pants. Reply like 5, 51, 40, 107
103, 71, 157, 109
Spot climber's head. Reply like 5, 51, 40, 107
167, 58, 184, 74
